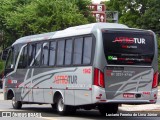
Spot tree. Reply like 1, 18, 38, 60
138, 0, 160, 32
105, 0, 160, 74
105, 0, 160, 32
105, 0, 126, 18
0, 0, 95, 48
0, 60, 4, 75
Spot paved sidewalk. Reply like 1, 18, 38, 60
119, 104, 160, 112
0, 89, 3, 93
0, 92, 3, 100
0, 89, 3, 101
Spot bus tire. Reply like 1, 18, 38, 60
51, 104, 57, 111
68, 106, 77, 115
56, 95, 71, 115
98, 104, 118, 116
12, 97, 22, 109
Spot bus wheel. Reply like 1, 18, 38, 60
98, 104, 118, 116
12, 97, 22, 109
57, 96, 68, 115
51, 104, 57, 112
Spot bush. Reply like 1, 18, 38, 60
0, 60, 5, 75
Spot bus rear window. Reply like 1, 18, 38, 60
102, 30, 154, 65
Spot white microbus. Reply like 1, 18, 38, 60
2, 23, 158, 115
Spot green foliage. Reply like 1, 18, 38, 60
105, 0, 160, 73
0, 0, 95, 48
105, 0, 126, 18
138, 1, 160, 31
105, 0, 160, 30
0, 60, 5, 74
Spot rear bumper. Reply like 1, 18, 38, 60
92, 86, 158, 104
97, 99, 156, 104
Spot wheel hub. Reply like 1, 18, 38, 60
12, 97, 16, 106
58, 98, 64, 112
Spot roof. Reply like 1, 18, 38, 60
13, 22, 129, 45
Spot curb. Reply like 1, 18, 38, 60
0, 93, 4, 100
0, 89, 3, 94
0, 89, 3, 93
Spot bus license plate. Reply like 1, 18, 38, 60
123, 93, 134, 98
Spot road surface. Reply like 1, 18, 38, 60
0, 88, 160, 120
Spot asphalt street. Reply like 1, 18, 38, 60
0, 88, 160, 120
0, 100, 160, 120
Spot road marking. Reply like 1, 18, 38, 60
0, 109, 25, 111
41, 117, 59, 120
0, 109, 12, 111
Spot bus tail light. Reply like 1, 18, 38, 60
99, 70, 105, 87
94, 68, 105, 88
152, 72, 158, 88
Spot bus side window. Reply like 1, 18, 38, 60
34, 43, 42, 66
28, 44, 36, 66
28, 44, 31, 66
73, 38, 83, 65
57, 40, 65, 66
49, 41, 56, 66
18, 46, 27, 69
65, 39, 73, 65
83, 37, 92, 64
42, 42, 49, 66
5, 49, 14, 69
23, 46, 28, 68
4, 48, 14, 76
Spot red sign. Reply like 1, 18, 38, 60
88, 4, 106, 12
92, 11, 106, 22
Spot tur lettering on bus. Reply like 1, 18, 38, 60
113, 37, 146, 44
54, 75, 77, 84
134, 38, 145, 44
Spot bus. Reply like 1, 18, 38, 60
2, 23, 158, 115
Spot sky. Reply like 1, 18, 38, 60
92, 0, 108, 3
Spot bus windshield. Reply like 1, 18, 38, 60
102, 30, 154, 65
5, 49, 14, 69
